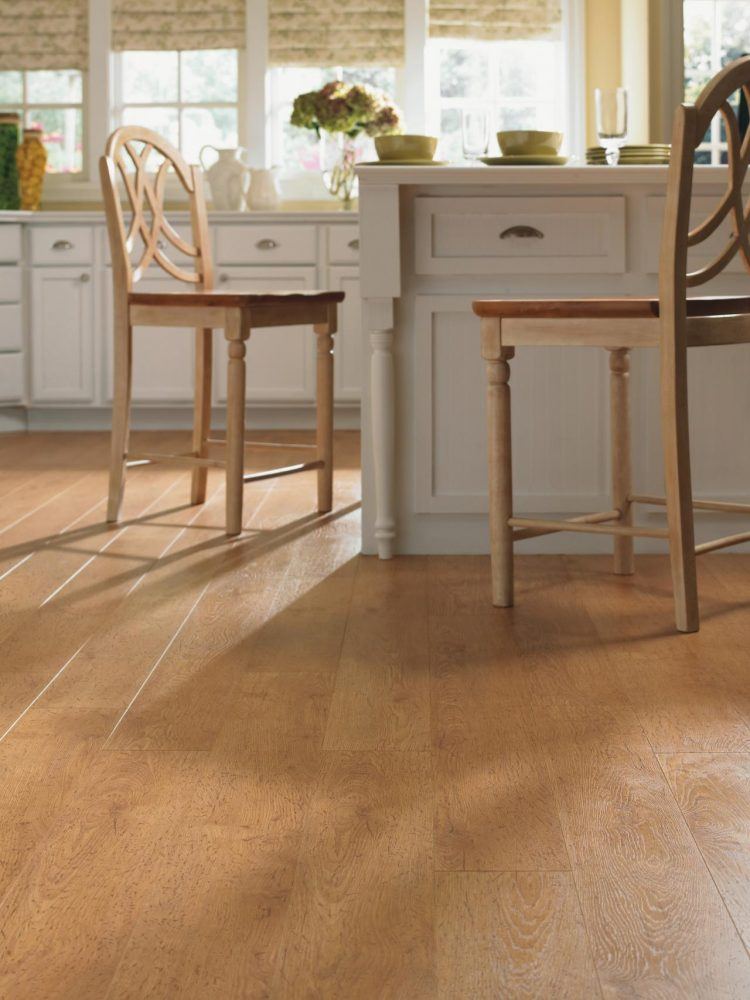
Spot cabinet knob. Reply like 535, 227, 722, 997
80, 273, 90, 283
219, 273, 229, 283
52, 239, 74, 251
347, 238, 360, 250
499, 226, 545, 240
255, 238, 278, 250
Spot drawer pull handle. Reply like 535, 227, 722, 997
79, 273, 90, 283
500, 226, 544, 240
52, 239, 74, 251
347, 238, 360, 250
255, 238, 278, 250
219, 273, 229, 283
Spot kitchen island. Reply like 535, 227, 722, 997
357, 164, 750, 557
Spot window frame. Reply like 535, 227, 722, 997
12, 0, 586, 201
110, 48, 244, 163
0, 68, 86, 177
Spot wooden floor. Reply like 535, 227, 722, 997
2, 431, 750, 998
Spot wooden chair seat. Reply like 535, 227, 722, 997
474, 55, 750, 633
101, 125, 344, 538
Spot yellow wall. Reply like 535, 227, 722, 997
585, 0, 622, 146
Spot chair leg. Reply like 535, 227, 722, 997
315, 323, 334, 513
661, 347, 699, 632
191, 327, 213, 505
225, 335, 246, 537
482, 318, 514, 607
609, 348, 634, 575
107, 315, 132, 523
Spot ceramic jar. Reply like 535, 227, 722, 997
0, 112, 20, 211
16, 127, 47, 211
248, 167, 282, 210
199, 146, 250, 211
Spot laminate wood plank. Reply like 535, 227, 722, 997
571, 556, 750, 751
272, 751, 435, 999
0, 750, 206, 1000
435, 872, 601, 1000
104, 748, 322, 1000
547, 744, 750, 997
349, 554, 428, 616
324, 609, 430, 751
429, 614, 568, 871
660, 752, 750, 951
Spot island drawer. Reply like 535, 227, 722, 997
415, 196, 626, 275
0, 224, 21, 263
31, 227, 94, 266
215, 225, 316, 265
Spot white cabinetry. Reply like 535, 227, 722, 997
31, 267, 94, 403
213, 266, 317, 403
0, 210, 361, 428
329, 266, 362, 400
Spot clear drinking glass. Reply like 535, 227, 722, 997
595, 87, 628, 165
461, 108, 490, 160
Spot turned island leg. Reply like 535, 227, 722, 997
370, 327, 396, 559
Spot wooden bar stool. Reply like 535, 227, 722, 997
474, 55, 750, 633
100, 126, 344, 536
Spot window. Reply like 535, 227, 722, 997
0, 69, 83, 173
427, 38, 566, 162
113, 49, 239, 164
270, 66, 398, 173
684, 0, 750, 163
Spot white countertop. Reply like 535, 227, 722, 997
0, 208, 359, 223
356, 163, 729, 186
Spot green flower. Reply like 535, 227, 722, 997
290, 81, 403, 139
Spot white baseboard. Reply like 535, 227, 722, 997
13, 403, 360, 433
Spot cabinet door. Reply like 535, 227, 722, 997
328, 266, 361, 401
103, 274, 195, 403
213, 266, 316, 403
31, 267, 94, 403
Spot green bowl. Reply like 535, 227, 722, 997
497, 130, 563, 156
375, 134, 438, 162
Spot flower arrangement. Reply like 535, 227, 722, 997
290, 81, 403, 139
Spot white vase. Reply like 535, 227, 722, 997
248, 167, 282, 210
199, 146, 250, 211
320, 133, 359, 210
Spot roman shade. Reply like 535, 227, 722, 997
429, 0, 562, 41
269, 0, 405, 66
0, 0, 88, 70
112, 0, 246, 51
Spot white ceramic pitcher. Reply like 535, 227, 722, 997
199, 146, 250, 211
248, 167, 282, 210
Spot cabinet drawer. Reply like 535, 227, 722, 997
0, 225, 21, 263
31, 227, 94, 266
216, 224, 316, 265
415, 196, 626, 275
328, 225, 360, 263
0, 266, 20, 301
0, 351, 23, 402
0, 303, 21, 350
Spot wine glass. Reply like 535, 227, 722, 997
595, 88, 628, 165
462, 109, 490, 161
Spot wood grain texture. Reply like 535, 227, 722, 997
436, 872, 601, 999
3, 437, 750, 997
660, 752, 750, 951
272, 750, 435, 1000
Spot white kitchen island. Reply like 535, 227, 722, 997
357, 164, 750, 558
